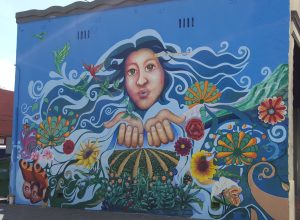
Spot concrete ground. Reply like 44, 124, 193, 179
0, 203, 189, 220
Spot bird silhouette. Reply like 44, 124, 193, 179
33, 32, 47, 41
83, 63, 103, 80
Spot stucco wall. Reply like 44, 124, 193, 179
11, 0, 291, 219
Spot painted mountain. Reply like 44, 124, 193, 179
204, 64, 288, 122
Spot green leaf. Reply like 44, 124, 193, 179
43, 111, 47, 116
127, 101, 134, 113
44, 97, 49, 103
121, 98, 129, 105
68, 111, 74, 116
214, 169, 241, 180
121, 113, 129, 119
53, 43, 70, 74
191, 198, 204, 209
103, 78, 109, 88
54, 106, 59, 112
113, 79, 120, 89
30, 123, 36, 130
70, 118, 77, 126
208, 141, 214, 148
200, 107, 206, 117
32, 103, 39, 111
211, 200, 221, 210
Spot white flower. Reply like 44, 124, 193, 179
211, 176, 239, 197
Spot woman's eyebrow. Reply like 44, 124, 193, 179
125, 63, 138, 68
143, 58, 156, 64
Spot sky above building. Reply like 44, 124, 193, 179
0, 0, 80, 91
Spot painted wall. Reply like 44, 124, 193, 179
11, 0, 290, 219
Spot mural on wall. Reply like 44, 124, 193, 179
14, 28, 289, 219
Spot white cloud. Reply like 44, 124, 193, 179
0, 59, 15, 91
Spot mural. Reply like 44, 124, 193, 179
12, 1, 289, 219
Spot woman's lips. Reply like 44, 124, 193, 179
138, 89, 149, 98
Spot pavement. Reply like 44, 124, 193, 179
0, 202, 189, 220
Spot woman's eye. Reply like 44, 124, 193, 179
127, 68, 136, 76
145, 64, 155, 72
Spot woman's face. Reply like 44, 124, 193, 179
125, 48, 165, 110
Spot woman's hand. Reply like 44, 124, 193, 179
104, 112, 143, 148
144, 109, 186, 147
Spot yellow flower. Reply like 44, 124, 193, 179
190, 150, 217, 184
75, 139, 100, 169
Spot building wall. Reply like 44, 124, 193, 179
0, 89, 14, 137
11, 0, 290, 219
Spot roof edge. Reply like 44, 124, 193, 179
16, 0, 165, 24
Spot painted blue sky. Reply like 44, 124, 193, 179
0, 0, 78, 91
1, 0, 290, 91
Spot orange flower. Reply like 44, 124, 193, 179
215, 131, 258, 165
185, 81, 221, 108
258, 97, 287, 125
223, 186, 242, 206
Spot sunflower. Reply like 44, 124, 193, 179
258, 96, 287, 125
75, 139, 100, 169
190, 150, 217, 184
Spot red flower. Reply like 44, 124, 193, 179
258, 97, 287, 125
63, 140, 75, 154
185, 118, 205, 140
174, 137, 192, 156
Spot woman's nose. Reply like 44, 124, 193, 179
137, 72, 148, 86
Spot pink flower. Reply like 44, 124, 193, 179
30, 151, 40, 161
42, 149, 53, 160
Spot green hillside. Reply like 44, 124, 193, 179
204, 64, 288, 122
235, 64, 288, 111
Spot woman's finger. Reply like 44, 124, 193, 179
138, 133, 144, 147
165, 111, 186, 125
162, 119, 174, 142
155, 122, 168, 144
144, 118, 158, 132
117, 123, 126, 145
124, 125, 133, 147
147, 132, 153, 146
131, 127, 138, 148
151, 126, 161, 147
103, 112, 125, 128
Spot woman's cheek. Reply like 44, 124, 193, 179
152, 70, 165, 89
125, 76, 137, 93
